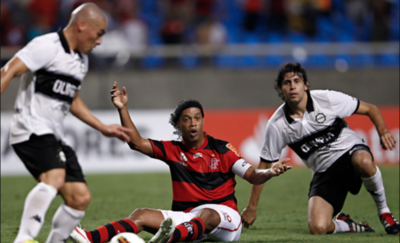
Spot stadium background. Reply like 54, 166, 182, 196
1, 0, 398, 174
1, 1, 399, 242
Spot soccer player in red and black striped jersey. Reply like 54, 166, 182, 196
69, 82, 292, 243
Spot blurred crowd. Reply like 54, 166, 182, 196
1, 0, 398, 49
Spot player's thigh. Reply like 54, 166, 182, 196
308, 196, 334, 228
192, 204, 242, 242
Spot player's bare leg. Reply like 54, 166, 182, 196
127, 208, 166, 234
195, 208, 220, 233
46, 182, 89, 243
351, 150, 376, 177
308, 196, 335, 235
352, 150, 399, 234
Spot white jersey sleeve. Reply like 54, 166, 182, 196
231, 158, 252, 179
260, 122, 286, 163
15, 36, 57, 72
326, 90, 359, 119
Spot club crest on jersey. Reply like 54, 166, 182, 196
193, 152, 203, 159
180, 152, 188, 167
209, 158, 220, 170
315, 113, 326, 123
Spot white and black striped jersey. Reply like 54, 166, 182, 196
260, 90, 367, 173
10, 29, 88, 144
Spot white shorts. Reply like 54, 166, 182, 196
160, 204, 242, 242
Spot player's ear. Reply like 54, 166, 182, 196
77, 20, 87, 32
304, 81, 309, 90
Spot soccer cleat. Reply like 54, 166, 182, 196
336, 212, 375, 233
69, 226, 91, 243
148, 217, 175, 243
379, 212, 400, 234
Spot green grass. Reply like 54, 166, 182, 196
1, 167, 399, 243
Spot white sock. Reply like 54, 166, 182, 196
14, 182, 57, 243
332, 219, 350, 233
45, 204, 85, 243
361, 166, 390, 215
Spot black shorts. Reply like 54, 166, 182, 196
308, 145, 372, 217
12, 134, 86, 183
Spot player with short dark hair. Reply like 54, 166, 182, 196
1, 3, 132, 243
69, 82, 291, 243
241, 62, 399, 235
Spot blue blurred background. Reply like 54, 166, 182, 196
1, 0, 399, 70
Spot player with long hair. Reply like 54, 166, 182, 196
241, 62, 399, 235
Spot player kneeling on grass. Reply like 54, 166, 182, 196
241, 62, 399, 235
70, 82, 291, 243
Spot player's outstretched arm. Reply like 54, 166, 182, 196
1, 57, 28, 94
110, 81, 154, 156
356, 101, 396, 150
70, 91, 132, 142
241, 159, 291, 228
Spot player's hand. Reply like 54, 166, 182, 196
270, 158, 292, 177
100, 124, 132, 142
241, 206, 257, 229
111, 81, 128, 109
380, 131, 396, 150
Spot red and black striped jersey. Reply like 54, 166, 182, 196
149, 133, 246, 212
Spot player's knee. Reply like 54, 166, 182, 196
309, 222, 328, 235
65, 190, 91, 210
128, 208, 148, 220
197, 208, 220, 232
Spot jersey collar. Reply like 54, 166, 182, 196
57, 28, 82, 58
182, 132, 209, 152
284, 90, 314, 124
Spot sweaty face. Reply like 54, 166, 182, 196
78, 18, 107, 54
279, 72, 308, 105
177, 107, 204, 147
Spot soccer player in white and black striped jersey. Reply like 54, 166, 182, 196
1, 3, 132, 243
241, 63, 399, 235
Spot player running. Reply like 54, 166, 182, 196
241, 62, 399, 235
70, 82, 291, 243
1, 3, 132, 243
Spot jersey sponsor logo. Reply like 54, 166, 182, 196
180, 152, 188, 167
288, 118, 347, 159
209, 158, 220, 170
315, 113, 326, 123
226, 143, 242, 157
35, 69, 81, 104
52, 80, 78, 98
193, 152, 203, 159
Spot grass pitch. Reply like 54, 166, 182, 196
1, 167, 399, 243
